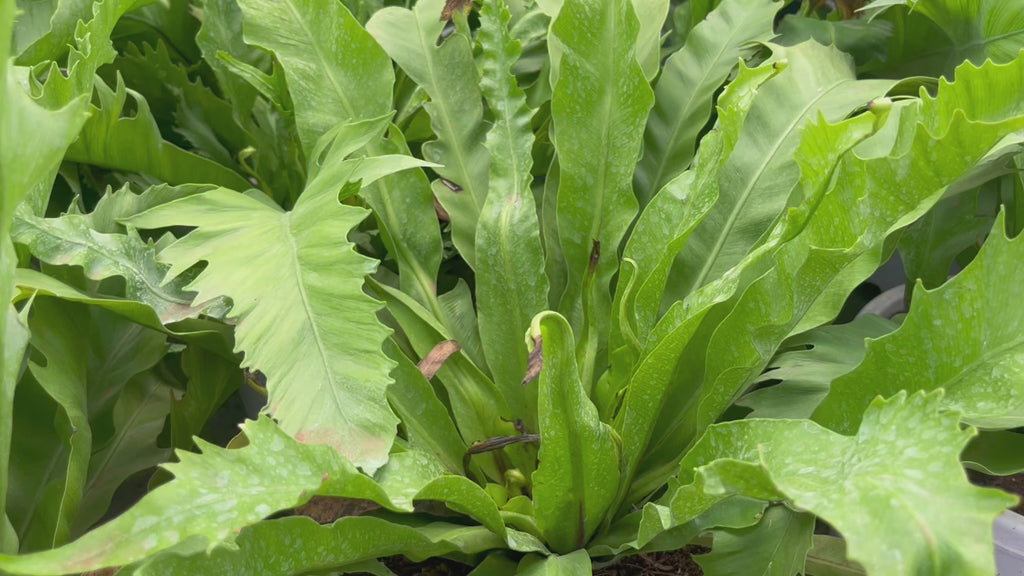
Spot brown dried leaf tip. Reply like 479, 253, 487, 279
440, 0, 474, 21
521, 334, 543, 386
417, 340, 461, 380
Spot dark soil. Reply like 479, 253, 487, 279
374, 548, 705, 575
972, 471, 1024, 515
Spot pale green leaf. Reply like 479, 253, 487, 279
85, 183, 217, 235
14, 0, 154, 65
368, 0, 490, 267
530, 312, 619, 554
630, 54, 1024, 501
670, 41, 895, 300
235, 0, 444, 309
696, 505, 814, 576
0, 417, 409, 575
671, 392, 1015, 576
129, 516, 506, 575
815, 214, 1024, 433
125, 150, 415, 472
633, 0, 781, 205
12, 213, 204, 323
615, 110, 877, 507
475, 0, 547, 430
603, 61, 774, 416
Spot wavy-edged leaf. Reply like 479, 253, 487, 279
86, 183, 216, 234
1, 19, 92, 549
0, 417, 414, 575
13, 0, 154, 65
737, 314, 897, 419
237, 0, 393, 155
815, 213, 1024, 433
628, 55, 1024, 501
605, 60, 776, 406
368, 0, 490, 267
475, 0, 547, 430
609, 60, 863, 506
669, 392, 1015, 576
362, 126, 445, 313
696, 505, 814, 576
126, 516, 507, 575
530, 312, 619, 554
64, 75, 250, 191
633, 0, 780, 205
125, 142, 426, 472
549, 0, 653, 381
670, 41, 895, 300
12, 269, 235, 359
12, 213, 204, 324
237, 0, 444, 310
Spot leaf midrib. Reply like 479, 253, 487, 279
282, 0, 356, 121
281, 214, 352, 431
690, 80, 854, 291
417, 21, 484, 215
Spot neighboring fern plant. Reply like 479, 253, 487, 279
2, 0, 1024, 574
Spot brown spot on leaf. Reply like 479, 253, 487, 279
432, 195, 451, 222
439, 178, 463, 193
440, 0, 473, 21
418, 340, 461, 380
521, 334, 543, 386
588, 239, 601, 276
